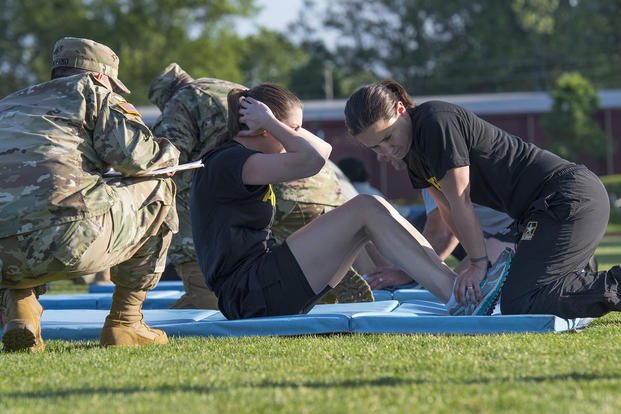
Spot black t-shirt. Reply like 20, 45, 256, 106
404, 101, 571, 220
191, 140, 277, 291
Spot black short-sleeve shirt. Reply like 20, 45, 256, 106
191, 140, 277, 290
404, 101, 571, 220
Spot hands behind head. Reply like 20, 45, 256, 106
238, 96, 275, 137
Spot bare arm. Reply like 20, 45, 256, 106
356, 242, 414, 290
239, 97, 332, 185
432, 166, 488, 305
421, 208, 460, 261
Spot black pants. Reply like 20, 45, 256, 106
501, 165, 621, 318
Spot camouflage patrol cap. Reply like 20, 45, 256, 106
148, 63, 194, 110
52, 37, 130, 94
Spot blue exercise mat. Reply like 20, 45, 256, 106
372, 290, 393, 301
89, 281, 184, 293
351, 313, 592, 335
39, 291, 186, 310
41, 291, 440, 310
0, 300, 592, 341
36, 309, 217, 341
393, 289, 442, 302
89, 281, 399, 303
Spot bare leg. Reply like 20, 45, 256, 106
287, 195, 456, 302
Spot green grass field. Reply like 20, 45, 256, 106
2, 239, 621, 413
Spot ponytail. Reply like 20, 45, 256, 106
215, 83, 302, 147
344, 79, 415, 136
226, 88, 249, 140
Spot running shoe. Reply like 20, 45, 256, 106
447, 248, 513, 316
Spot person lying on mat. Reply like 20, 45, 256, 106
344, 79, 620, 319
190, 83, 511, 320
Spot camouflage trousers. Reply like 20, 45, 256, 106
0, 177, 177, 291
272, 200, 336, 242
166, 191, 195, 265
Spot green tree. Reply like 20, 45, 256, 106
294, 0, 621, 95
286, 1, 378, 99
239, 28, 308, 87
543, 72, 608, 161
0, 0, 257, 103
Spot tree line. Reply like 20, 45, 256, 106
2, 0, 620, 102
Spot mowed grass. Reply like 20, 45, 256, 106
2, 239, 621, 413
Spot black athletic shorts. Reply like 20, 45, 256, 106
215, 241, 325, 320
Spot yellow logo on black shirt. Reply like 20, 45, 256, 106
426, 176, 441, 191
262, 184, 276, 206
521, 221, 538, 241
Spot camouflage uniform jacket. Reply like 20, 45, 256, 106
152, 77, 245, 196
273, 159, 348, 207
0, 73, 179, 238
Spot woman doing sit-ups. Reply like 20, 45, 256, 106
190, 83, 509, 319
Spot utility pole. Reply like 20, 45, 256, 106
323, 65, 333, 100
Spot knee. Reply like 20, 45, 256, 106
349, 194, 391, 215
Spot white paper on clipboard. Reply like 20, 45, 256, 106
103, 160, 204, 177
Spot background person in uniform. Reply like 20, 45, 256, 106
148, 63, 372, 309
191, 83, 509, 320
345, 79, 621, 318
0, 37, 180, 351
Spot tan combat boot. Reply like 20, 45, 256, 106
170, 261, 219, 309
1, 288, 45, 352
99, 286, 168, 347
321, 269, 374, 304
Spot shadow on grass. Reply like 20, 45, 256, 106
2, 372, 620, 400
255, 372, 621, 388
47, 341, 101, 352
0, 341, 101, 353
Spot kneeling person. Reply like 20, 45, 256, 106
0, 37, 180, 351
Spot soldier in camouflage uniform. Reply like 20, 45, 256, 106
149, 63, 372, 309
0, 37, 180, 351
